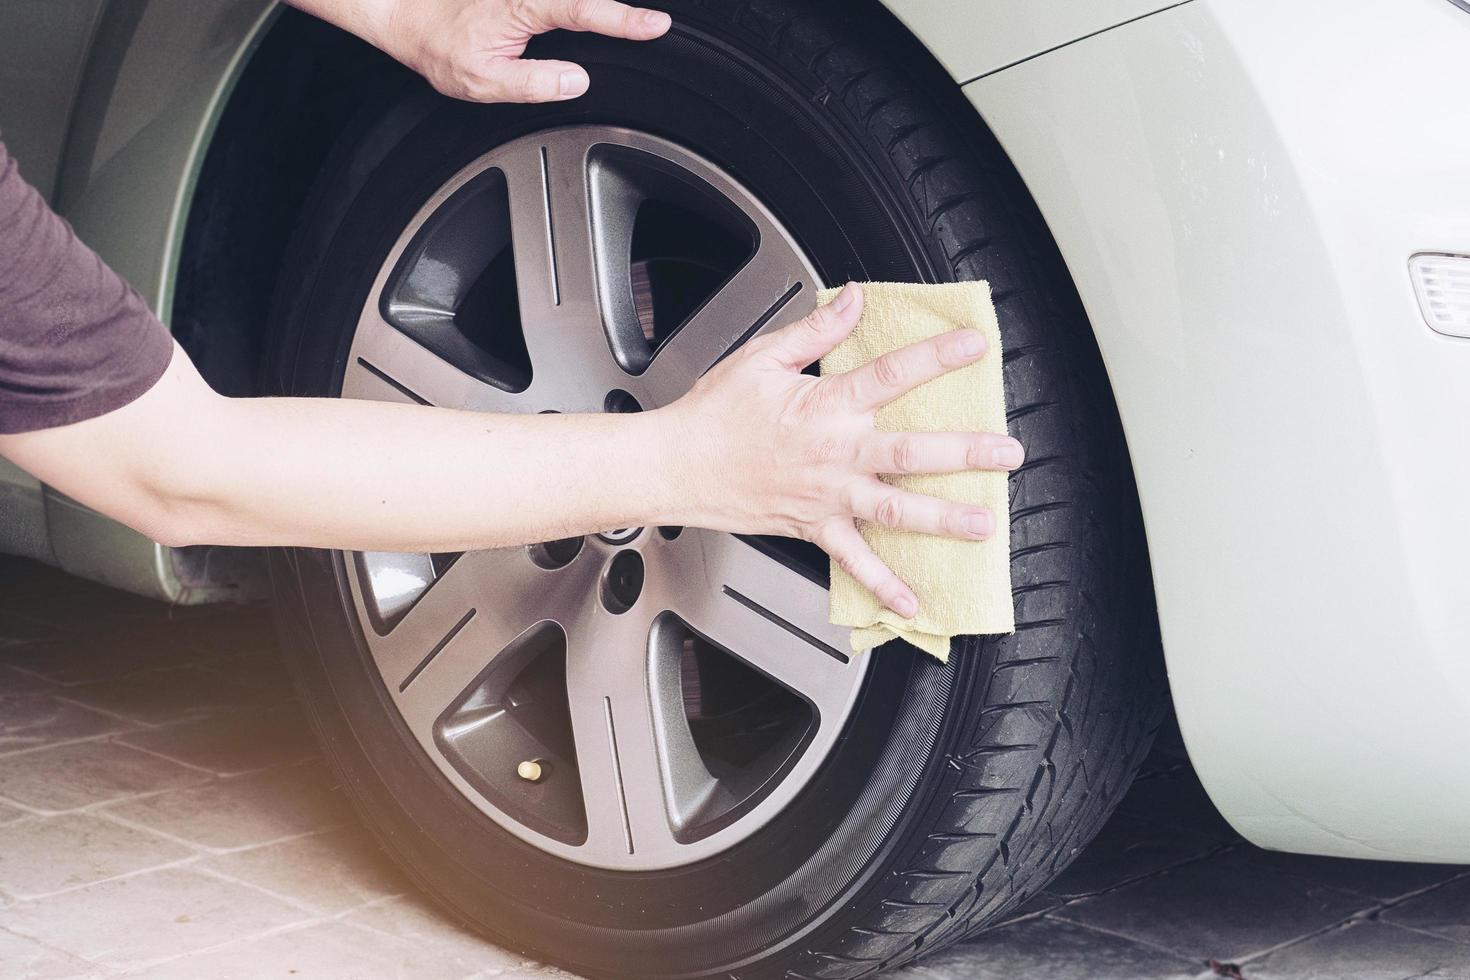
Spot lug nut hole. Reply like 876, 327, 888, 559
604, 389, 642, 414
601, 550, 645, 614
528, 536, 583, 570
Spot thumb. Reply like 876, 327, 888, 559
475, 56, 590, 103
760, 282, 863, 371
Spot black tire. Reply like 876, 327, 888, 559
263, 2, 1166, 977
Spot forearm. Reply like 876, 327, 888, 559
0, 347, 705, 552
177, 395, 695, 551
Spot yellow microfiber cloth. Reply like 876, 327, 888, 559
818, 281, 1014, 661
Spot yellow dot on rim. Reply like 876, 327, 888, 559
516, 760, 543, 782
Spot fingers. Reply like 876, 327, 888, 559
476, 56, 591, 101
815, 520, 919, 618
541, 0, 672, 39
755, 282, 864, 371
865, 430, 1024, 475
834, 328, 988, 411
847, 478, 997, 540
473, 1, 669, 103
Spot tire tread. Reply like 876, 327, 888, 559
686, 3, 1167, 977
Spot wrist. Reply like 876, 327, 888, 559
636, 404, 721, 530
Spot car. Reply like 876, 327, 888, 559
2, 1, 1467, 977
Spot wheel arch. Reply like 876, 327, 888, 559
171, 8, 406, 395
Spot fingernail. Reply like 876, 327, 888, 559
894, 594, 919, 618
643, 9, 671, 29
965, 512, 994, 536
992, 440, 1024, 468
831, 282, 857, 312
959, 329, 986, 357
558, 70, 589, 98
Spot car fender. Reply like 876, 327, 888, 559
964, 0, 1470, 861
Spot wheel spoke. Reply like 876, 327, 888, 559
563, 610, 683, 858
344, 307, 532, 413
638, 246, 816, 406
363, 546, 595, 731
498, 136, 624, 408
657, 530, 857, 720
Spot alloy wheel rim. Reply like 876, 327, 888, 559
338, 126, 871, 872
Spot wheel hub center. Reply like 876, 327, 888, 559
597, 527, 643, 545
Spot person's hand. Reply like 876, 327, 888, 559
334, 0, 672, 103
664, 282, 1024, 618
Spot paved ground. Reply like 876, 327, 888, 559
0, 557, 1466, 979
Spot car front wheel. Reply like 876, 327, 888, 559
263, 3, 1165, 977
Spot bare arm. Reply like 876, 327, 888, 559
1, 344, 685, 553
0, 286, 1021, 616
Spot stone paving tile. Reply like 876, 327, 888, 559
159, 605, 277, 654
1116, 769, 1242, 846
118, 703, 316, 776
196, 648, 296, 701
58, 665, 264, 727
0, 926, 96, 979
1045, 812, 1220, 898
132, 918, 491, 980
202, 826, 408, 914
886, 916, 1200, 980
105, 760, 352, 850
998, 889, 1067, 921
0, 614, 69, 644
1381, 874, 1470, 944
0, 813, 192, 899
0, 740, 208, 813
1262, 852, 1465, 904
0, 693, 130, 754
2, 867, 310, 970
181, 610, 281, 650
0, 662, 58, 693
345, 892, 537, 975
1056, 847, 1369, 962
1, 626, 219, 687
1245, 919, 1470, 980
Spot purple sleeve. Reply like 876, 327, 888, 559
0, 139, 174, 434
